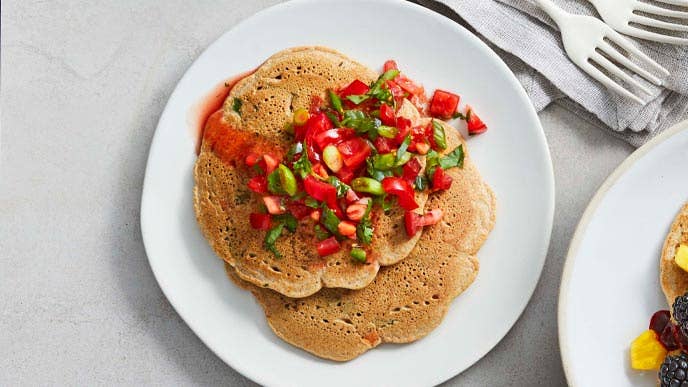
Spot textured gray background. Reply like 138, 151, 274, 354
1, 1, 635, 385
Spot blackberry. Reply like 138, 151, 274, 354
673, 293, 688, 335
660, 353, 688, 387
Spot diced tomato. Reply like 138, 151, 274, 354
304, 176, 336, 202
383, 60, 398, 72
394, 117, 412, 144
245, 153, 261, 167
263, 196, 286, 215
310, 209, 321, 222
316, 236, 341, 257
337, 138, 372, 169
379, 104, 396, 126
249, 213, 272, 230
336, 167, 355, 185
386, 80, 406, 102
304, 112, 334, 162
303, 176, 341, 217
263, 154, 279, 174
404, 211, 423, 237
382, 177, 418, 211
429, 90, 460, 119
346, 203, 367, 221
395, 75, 424, 96
466, 106, 488, 135
312, 163, 329, 179
345, 189, 360, 204
313, 128, 356, 150
309, 95, 324, 113
287, 202, 311, 220
339, 80, 370, 98
338, 221, 357, 237
421, 209, 443, 226
373, 136, 394, 154
402, 157, 422, 184
247, 175, 268, 193
415, 142, 430, 155
431, 167, 453, 191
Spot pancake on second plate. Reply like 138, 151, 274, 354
193, 47, 429, 298
660, 202, 688, 306
228, 127, 496, 361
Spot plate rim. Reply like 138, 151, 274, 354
558, 119, 688, 386
140, 0, 555, 385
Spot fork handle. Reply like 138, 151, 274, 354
533, 0, 569, 27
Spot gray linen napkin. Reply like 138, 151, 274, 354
414, 0, 688, 147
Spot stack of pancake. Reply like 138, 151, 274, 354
193, 47, 496, 361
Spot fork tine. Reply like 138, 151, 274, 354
635, 2, 688, 19
581, 62, 645, 104
598, 41, 662, 85
622, 26, 688, 45
631, 14, 688, 32
653, 0, 688, 6
606, 30, 672, 75
590, 52, 654, 95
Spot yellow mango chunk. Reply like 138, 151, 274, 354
675, 244, 688, 272
631, 330, 667, 370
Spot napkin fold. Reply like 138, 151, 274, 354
414, 0, 688, 147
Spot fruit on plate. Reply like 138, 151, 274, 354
675, 293, 688, 336
675, 244, 688, 273
631, 329, 668, 370
659, 353, 688, 387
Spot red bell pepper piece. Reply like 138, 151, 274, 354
394, 117, 412, 145
429, 90, 460, 119
316, 236, 341, 257
249, 213, 272, 230
382, 177, 418, 211
373, 136, 394, 154
339, 80, 370, 98
303, 176, 342, 217
336, 167, 355, 185
245, 152, 261, 167
247, 175, 268, 193
337, 137, 372, 169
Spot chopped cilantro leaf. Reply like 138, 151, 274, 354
341, 110, 380, 135
292, 151, 312, 179
232, 98, 242, 114
320, 205, 341, 236
324, 110, 342, 127
327, 176, 351, 198
438, 145, 464, 170
273, 213, 298, 233
314, 224, 330, 241
264, 223, 285, 258
414, 175, 428, 191
286, 142, 304, 161
267, 170, 284, 194
452, 111, 467, 120
432, 120, 447, 150
304, 197, 320, 209
356, 201, 374, 244
329, 90, 344, 113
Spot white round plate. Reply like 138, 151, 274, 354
140, 0, 554, 385
559, 121, 688, 386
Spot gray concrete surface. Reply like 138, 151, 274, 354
1, 1, 634, 385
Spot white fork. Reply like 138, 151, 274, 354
587, 0, 688, 45
535, 0, 670, 104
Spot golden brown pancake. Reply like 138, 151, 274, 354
660, 202, 688, 306
228, 127, 496, 361
193, 47, 429, 298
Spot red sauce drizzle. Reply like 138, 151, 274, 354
188, 69, 256, 155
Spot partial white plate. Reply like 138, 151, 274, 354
140, 0, 554, 385
559, 120, 688, 386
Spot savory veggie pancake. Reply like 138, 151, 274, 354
194, 47, 431, 298
660, 202, 688, 306
227, 127, 496, 361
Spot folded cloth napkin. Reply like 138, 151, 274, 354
414, 0, 688, 147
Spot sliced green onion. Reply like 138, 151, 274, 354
373, 153, 396, 170
352, 177, 384, 195
277, 164, 297, 196
350, 248, 367, 262
293, 108, 310, 126
377, 125, 398, 139
323, 145, 343, 173
329, 90, 343, 113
